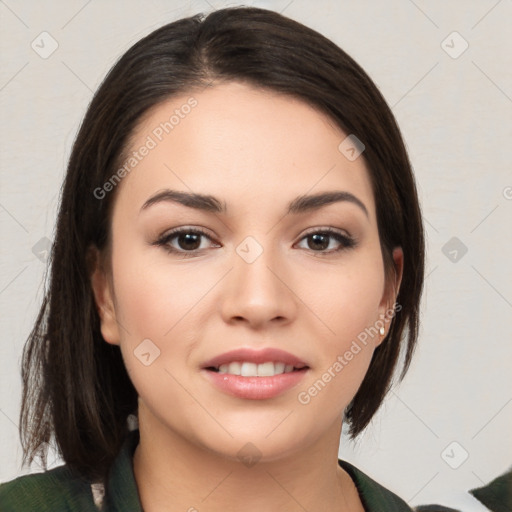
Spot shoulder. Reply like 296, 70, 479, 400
0, 465, 97, 512
338, 459, 414, 511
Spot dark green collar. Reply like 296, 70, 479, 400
338, 458, 413, 511
102, 428, 143, 511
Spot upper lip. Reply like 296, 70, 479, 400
201, 348, 309, 369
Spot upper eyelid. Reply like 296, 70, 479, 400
301, 226, 351, 237
160, 226, 216, 241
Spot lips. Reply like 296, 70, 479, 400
201, 347, 310, 371
200, 347, 310, 399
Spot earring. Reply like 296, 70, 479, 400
379, 326, 385, 336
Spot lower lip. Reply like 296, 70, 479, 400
202, 368, 309, 400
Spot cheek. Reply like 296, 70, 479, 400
110, 254, 204, 416
111, 252, 212, 341
295, 287, 380, 427
308, 256, 386, 348
297, 254, 385, 403
109, 245, 225, 392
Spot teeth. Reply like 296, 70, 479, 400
274, 362, 285, 374
216, 361, 303, 377
241, 362, 258, 377
218, 363, 243, 375
257, 362, 274, 376
218, 364, 229, 374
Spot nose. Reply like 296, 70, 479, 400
219, 241, 297, 330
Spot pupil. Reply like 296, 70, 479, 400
179, 233, 200, 250
309, 233, 328, 251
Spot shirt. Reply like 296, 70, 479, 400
0, 429, 414, 511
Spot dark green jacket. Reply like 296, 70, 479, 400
0, 429, 414, 511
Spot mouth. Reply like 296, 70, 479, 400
205, 361, 309, 377
200, 347, 310, 399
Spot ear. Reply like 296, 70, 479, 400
377, 247, 403, 343
87, 245, 120, 346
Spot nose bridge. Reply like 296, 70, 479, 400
220, 234, 295, 326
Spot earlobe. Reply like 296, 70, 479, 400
87, 246, 120, 346
377, 246, 404, 343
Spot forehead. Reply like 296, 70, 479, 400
112, 81, 375, 221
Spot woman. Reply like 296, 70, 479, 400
0, 6, 424, 511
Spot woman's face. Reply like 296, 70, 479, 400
92, 81, 402, 461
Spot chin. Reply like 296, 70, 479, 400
193, 418, 319, 464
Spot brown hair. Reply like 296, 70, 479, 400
20, 6, 424, 483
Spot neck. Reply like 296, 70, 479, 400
132, 405, 363, 512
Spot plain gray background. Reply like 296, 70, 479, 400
1, 1, 511, 510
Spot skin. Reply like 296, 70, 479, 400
90, 81, 403, 512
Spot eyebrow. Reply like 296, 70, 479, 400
140, 189, 368, 217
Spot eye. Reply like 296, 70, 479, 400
154, 227, 219, 258
153, 226, 356, 258
295, 228, 356, 255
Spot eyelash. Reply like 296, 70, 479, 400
153, 226, 356, 259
